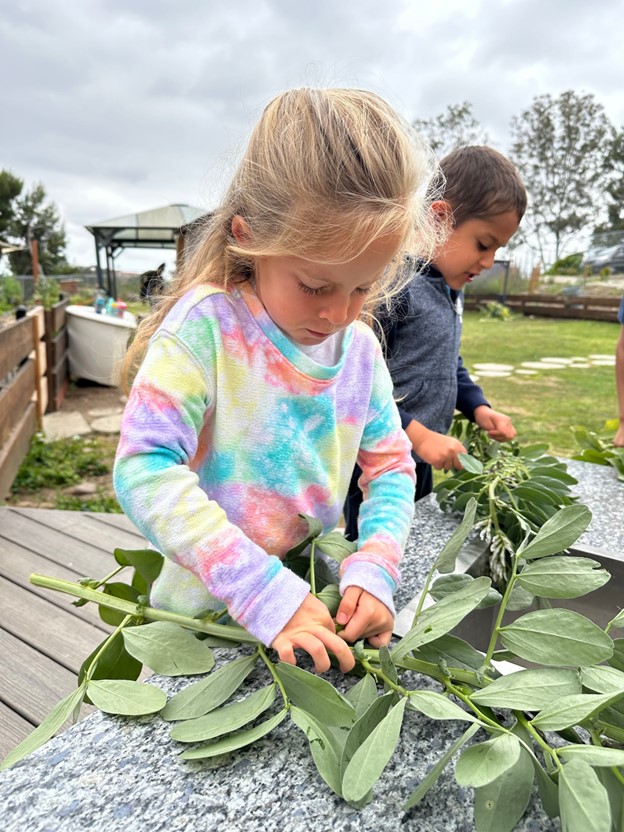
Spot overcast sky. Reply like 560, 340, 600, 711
2, 0, 623, 274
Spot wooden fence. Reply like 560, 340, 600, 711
464, 293, 622, 322
0, 299, 69, 499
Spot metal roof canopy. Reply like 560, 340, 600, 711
85, 203, 208, 297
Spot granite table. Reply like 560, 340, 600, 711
0, 459, 622, 832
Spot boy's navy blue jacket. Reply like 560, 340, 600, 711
344, 261, 489, 538
377, 261, 489, 456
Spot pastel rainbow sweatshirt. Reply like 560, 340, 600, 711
113, 283, 416, 646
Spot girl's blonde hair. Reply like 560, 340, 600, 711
121, 87, 441, 390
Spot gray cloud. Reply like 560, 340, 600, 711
1, 0, 622, 269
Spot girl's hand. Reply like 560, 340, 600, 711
271, 593, 355, 674
335, 587, 394, 648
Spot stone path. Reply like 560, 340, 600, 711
471, 353, 616, 380
42, 406, 123, 441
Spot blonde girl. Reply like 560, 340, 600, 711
114, 87, 439, 673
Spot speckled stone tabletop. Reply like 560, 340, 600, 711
0, 459, 620, 832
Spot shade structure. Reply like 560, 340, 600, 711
85, 203, 208, 297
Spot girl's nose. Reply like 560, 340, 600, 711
319, 294, 350, 325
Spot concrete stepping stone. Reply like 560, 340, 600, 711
90, 413, 123, 434
43, 411, 91, 441
515, 369, 538, 375
541, 357, 574, 364
591, 358, 616, 366
589, 354, 616, 360
474, 370, 512, 377
520, 361, 566, 370
569, 362, 591, 368
473, 363, 515, 371
87, 407, 124, 419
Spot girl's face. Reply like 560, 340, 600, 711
432, 209, 520, 292
251, 234, 403, 345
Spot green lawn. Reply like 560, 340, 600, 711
460, 312, 620, 457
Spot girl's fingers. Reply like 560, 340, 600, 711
336, 586, 362, 626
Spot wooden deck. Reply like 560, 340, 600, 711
0, 506, 146, 762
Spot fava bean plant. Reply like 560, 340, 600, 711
572, 422, 624, 484
436, 415, 581, 587
2, 497, 624, 831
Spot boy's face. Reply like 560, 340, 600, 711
432, 209, 520, 291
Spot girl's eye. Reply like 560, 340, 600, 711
297, 281, 323, 295
354, 286, 372, 295
477, 242, 489, 252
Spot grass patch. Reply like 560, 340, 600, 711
460, 312, 619, 457
11, 434, 111, 493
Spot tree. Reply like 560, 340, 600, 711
412, 101, 488, 159
0, 169, 69, 274
509, 90, 613, 264
592, 126, 624, 241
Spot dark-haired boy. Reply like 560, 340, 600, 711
345, 145, 528, 540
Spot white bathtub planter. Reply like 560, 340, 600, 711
66, 304, 137, 387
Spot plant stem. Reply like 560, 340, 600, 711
483, 552, 519, 667
92, 564, 126, 590
362, 649, 495, 688
85, 614, 133, 682
359, 658, 408, 697
309, 540, 316, 596
30, 573, 259, 644
515, 711, 563, 772
257, 645, 290, 708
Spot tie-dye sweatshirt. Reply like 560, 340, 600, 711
113, 283, 416, 646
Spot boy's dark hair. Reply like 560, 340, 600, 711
439, 146, 527, 227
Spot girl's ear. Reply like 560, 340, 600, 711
430, 200, 453, 225
231, 215, 253, 245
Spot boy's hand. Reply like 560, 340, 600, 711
335, 587, 394, 648
272, 593, 355, 674
474, 406, 516, 442
413, 429, 467, 471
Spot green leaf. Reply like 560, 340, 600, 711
408, 690, 478, 723
114, 547, 163, 588
87, 679, 166, 715
342, 698, 407, 803
403, 724, 480, 811
414, 634, 488, 673
518, 505, 592, 560
505, 584, 535, 612
455, 734, 520, 788
180, 708, 287, 760
595, 768, 624, 832
392, 577, 492, 661
470, 668, 581, 710
379, 645, 398, 689
275, 663, 355, 727
78, 631, 142, 686
608, 609, 624, 631
608, 639, 624, 673
170, 684, 276, 743
345, 674, 378, 717
430, 574, 502, 609
314, 531, 356, 563
581, 665, 624, 694
98, 582, 140, 626
473, 745, 534, 832
161, 653, 258, 721
315, 583, 341, 616
433, 498, 478, 573
122, 621, 215, 676
499, 609, 613, 667
557, 745, 624, 767
290, 706, 344, 796
517, 556, 611, 599
531, 692, 624, 731
1, 684, 87, 771
458, 454, 483, 474
559, 759, 612, 832
340, 693, 395, 783
532, 759, 560, 819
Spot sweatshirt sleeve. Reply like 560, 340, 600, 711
456, 354, 490, 420
339, 344, 416, 614
113, 331, 310, 646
